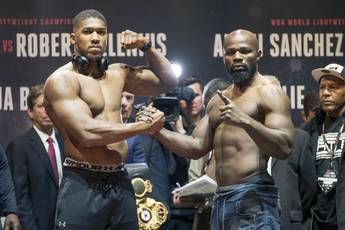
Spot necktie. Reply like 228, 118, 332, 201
47, 137, 59, 183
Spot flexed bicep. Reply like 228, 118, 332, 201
255, 83, 294, 158
261, 84, 294, 135
44, 70, 162, 147
123, 65, 168, 96
44, 73, 95, 142
121, 46, 177, 96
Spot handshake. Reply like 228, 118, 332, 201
136, 106, 165, 134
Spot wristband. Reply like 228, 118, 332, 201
140, 41, 152, 52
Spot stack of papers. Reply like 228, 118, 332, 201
172, 175, 217, 197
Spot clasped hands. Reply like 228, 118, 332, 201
136, 105, 165, 134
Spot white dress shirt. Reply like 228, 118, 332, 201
33, 125, 63, 185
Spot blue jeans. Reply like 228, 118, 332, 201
211, 183, 280, 230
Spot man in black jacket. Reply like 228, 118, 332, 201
0, 144, 20, 230
271, 128, 316, 229
302, 63, 345, 229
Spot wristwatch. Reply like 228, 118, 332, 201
140, 41, 152, 52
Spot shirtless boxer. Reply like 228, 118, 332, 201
139, 29, 294, 229
44, 9, 177, 229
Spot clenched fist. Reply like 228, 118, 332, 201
120, 30, 150, 50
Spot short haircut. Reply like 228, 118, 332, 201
178, 75, 203, 90
27, 84, 44, 110
73, 9, 107, 31
203, 78, 231, 106
303, 91, 320, 114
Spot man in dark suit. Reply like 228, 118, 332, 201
0, 144, 20, 230
6, 84, 64, 230
271, 128, 317, 229
121, 91, 146, 164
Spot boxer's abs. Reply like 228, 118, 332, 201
64, 139, 127, 165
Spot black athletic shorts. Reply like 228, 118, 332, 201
55, 167, 138, 230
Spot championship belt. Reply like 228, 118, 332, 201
131, 177, 169, 230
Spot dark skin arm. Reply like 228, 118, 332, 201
120, 30, 178, 95
44, 74, 165, 147
142, 108, 214, 160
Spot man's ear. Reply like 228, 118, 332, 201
300, 111, 307, 122
70, 33, 76, 45
27, 109, 34, 120
222, 49, 226, 65
222, 49, 226, 63
256, 49, 262, 61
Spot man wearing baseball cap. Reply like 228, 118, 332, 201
302, 63, 345, 229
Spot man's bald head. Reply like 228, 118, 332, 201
222, 29, 261, 84
224, 29, 259, 51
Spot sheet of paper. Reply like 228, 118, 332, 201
172, 175, 217, 197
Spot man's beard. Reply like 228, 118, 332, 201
226, 63, 257, 84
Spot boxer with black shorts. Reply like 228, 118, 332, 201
44, 9, 177, 229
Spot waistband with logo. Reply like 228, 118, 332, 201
63, 157, 124, 173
